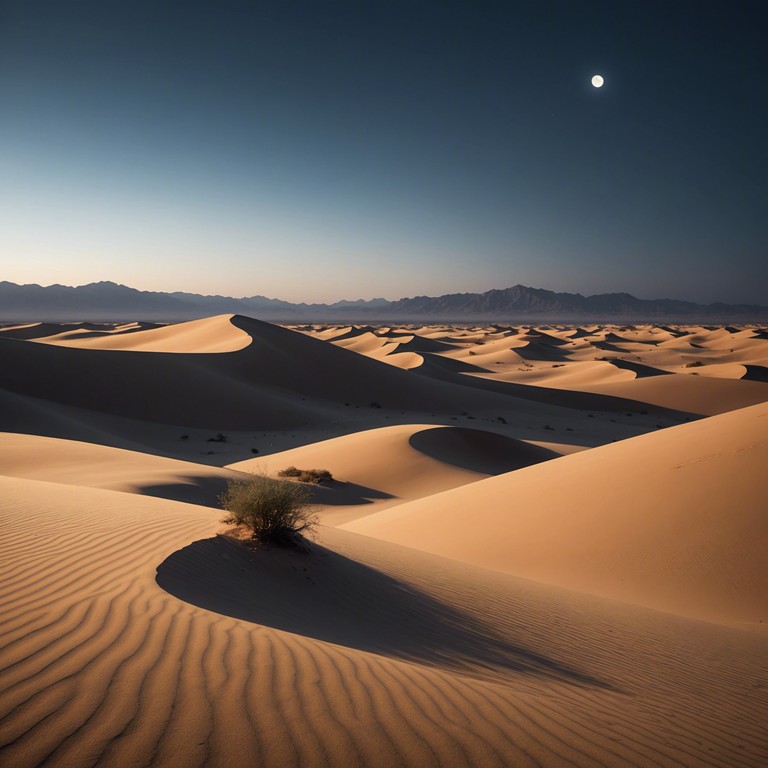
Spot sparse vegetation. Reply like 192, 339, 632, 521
278, 466, 334, 484
220, 472, 317, 548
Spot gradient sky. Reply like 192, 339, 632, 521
1, 0, 766, 304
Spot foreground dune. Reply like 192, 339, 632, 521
1, 476, 766, 767
1, 316, 766, 767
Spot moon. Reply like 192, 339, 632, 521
591, 74, 604, 88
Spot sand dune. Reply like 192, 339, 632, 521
1, 475, 766, 767
0, 321, 110, 340
345, 402, 768, 623
1, 316, 766, 767
230, 424, 560, 524
583, 373, 768, 415
0, 432, 234, 505
473, 359, 636, 388
30, 314, 249, 352
0, 315, 619, 446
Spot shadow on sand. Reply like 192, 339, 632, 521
308, 481, 394, 506
157, 535, 615, 691
408, 426, 558, 473
139, 476, 230, 507
143, 475, 394, 508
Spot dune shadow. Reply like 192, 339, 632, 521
141, 475, 393, 509
742, 365, 768, 382
308, 481, 395, 507
408, 427, 558, 473
513, 343, 573, 362
156, 535, 614, 691
418, 353, 491, 375
529, 332, 572, 347
589, 340, 629, 353
139, 475, 231, 507
607, 359, 669, 378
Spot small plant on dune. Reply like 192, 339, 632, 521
220, 472, 318, 548
278, 466, 334, 484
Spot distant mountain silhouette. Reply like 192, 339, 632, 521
0, 280, 766, 322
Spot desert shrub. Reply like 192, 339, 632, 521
220, 473, 317, 547
277, 466, 334, 484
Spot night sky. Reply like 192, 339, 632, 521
1, 1, 766, 304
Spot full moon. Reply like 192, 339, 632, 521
591, 74, 604, 88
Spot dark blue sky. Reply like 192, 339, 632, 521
1, 0, 766, 303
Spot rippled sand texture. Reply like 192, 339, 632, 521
1, 316, 767, 767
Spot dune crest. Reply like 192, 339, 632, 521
33, 314, 253, 352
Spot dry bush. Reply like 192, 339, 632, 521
277, 466, 334, 484
220, 472, 318, 548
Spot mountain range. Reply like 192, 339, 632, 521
1, 281, 766, 322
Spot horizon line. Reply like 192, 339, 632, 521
3, 279, 767, 308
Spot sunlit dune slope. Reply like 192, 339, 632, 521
1, 475, 766, 767
34, 315, 252, 352
0, 432, 234, 505
309, 321, 768, 416
230, 424, 559, 523
345, 401, 768, 623
0, 322, 91, 340
582, 374, 768, 415
471, 359, 636, 388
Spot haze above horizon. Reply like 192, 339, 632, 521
1, 1, 766, 305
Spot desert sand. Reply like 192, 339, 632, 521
1, 315, 767, 767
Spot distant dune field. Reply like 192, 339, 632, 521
1, 316, 767, 767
